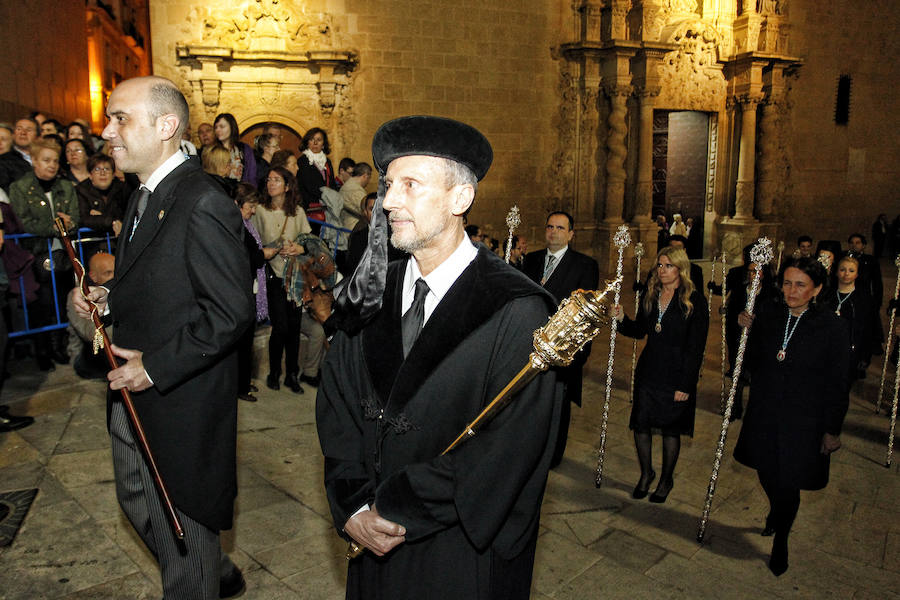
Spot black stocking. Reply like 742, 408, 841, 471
659, 435, 681, 488
633, 431, 654, 486
758, 471, 800, 575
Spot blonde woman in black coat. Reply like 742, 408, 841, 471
734, 257, 850, 576
615, 246, 708, 503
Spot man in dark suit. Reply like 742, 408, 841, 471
74, 76, 252, 599
523, 211, 600, 467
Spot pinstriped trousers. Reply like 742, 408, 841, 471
110, 401, 233, 599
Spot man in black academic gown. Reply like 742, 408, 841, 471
522, 211, 599, 466
317, 116, 563, 599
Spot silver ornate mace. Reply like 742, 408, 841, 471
504, 205, 520, 264
697, 237, 773, 542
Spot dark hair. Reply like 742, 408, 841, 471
847, 232, 867, 245
547, 210, 574, 230
300, 127, 330, 154
255, 133, 275, 155
779, 256, 828, 289
270, 149, 295, 170
815, 239, 842, 258
262, 166, 301, 217
41, 133, 65, 148
668, 234, 689, 247
43, 118, 63, 133
234, 182, 261, 208
742, 242, 754, 266
465, 224, 480, 238
213, 113, 241, 149
351, 162, 372, 177
87, 153, 114, 172
338, 157, 356, 172
797, 235, 813, 245
66, 122, 95, 153
63, 138, 90, 171
148, 81, 190, 138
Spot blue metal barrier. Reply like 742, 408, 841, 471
5, 228, 114, 338
4, 219, 348, 339
307, 217, 352, 259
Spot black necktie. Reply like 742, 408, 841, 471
401, 278, 430, 358
129, 186, 151, 241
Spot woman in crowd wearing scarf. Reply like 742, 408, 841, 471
295, 127, 336, 232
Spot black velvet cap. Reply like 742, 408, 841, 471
372, 116, 493, 180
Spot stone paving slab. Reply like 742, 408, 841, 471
1, 303, 898, 599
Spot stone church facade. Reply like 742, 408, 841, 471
6, 1, 890, 272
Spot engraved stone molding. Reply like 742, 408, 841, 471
548, 62, 580, 206
603, 83, 632, 222
706, 114, 718, 213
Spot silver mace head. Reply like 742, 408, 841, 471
530, 277, 621, 371
505, 205, 521, 231
634, 242, 645, 259
750, 237, 775, 269
817, 251, 833, 271
895, 253, 900, 269
613, 224, 631, 249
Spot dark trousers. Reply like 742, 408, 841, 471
265, 274, 300, 377
758, 471, 801, 535
236, 318, 255, 394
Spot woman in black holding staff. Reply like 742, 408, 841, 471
734, 256, 850, 576
615, 246, 709, 503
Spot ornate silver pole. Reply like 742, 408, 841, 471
698, 238, 773, 542
629, 242, 645, 403
504, 205, 520, 264
595, 225, 631, 487
885, 351, 900, 467
708, 250, 718, 319
719, 251, 728, 414
876, 254, 900, 414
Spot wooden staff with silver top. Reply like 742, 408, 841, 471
346, 280, 621, 559
698, 238, 773, 542
876, 254, 900, 415
775, 240, 785, 273
595, 225, 631, 487
629, 242, 645, 402
504, 205, 520, 264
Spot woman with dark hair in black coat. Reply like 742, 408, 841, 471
296, 127, 337, 231
733, 256, 850, 576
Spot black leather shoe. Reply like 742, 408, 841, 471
299, 373, 320, 387
0, 411, 35, 433
768, 535, 788, 576
284, 374, 304, 394
632, 470, 656, 499
248, 383, 259, 393
219, 565, 246, 598
265, 374, 280, 390
51, 349, 70, 365
649, 478, 673, 503
238, 393, 258, 403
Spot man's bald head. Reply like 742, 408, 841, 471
88, 252, 115, 285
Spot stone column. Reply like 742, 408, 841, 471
733, 94, 762, 222
633, 87, 659, 222
603, 84, 631, 224
755, 97, 780, 220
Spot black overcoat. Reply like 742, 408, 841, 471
107, 158, 253, 530
618, 288, 708, 435
733, 302, 850, 490
317, 249, 563, 600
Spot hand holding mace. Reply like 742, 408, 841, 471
697, 238, 773, 542
504, 205, 520, 264
595, 225, 631, 487
54, 218, 185, 540
346, 279, 621, 559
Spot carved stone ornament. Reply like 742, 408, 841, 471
657, 19, 727, 112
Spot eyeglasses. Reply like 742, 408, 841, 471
66, 148, 85, 154
92, 166, 113, 174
